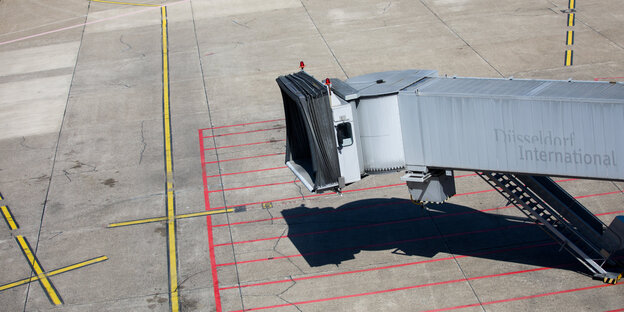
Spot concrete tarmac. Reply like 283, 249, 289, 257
0, 0, 623, 311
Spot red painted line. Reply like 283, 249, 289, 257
455, 173, 477, 178
576, 190, 623, 199
211, 178, 579, 226
214, 202, 515, 247
199, 130, 210, 211
423, 283, 620, 312
200, 118, 285, 131
594, 77, 624, 81
605, 309, 624, 312
216, 181, 613, 246
206, 214, 222, 312
202, 153, 285, 165
203, 139, 286, 151
216, 193, 623, 267
219, 241, 556, 290
217, 198, 622, 248
229, 258, 574, 311
597, 210, 624, 216
202, 126, 285, 138
205, 166, 287, 178
199, 130, 222, 312
216, 224, 530, 267
454, 188, 495, 196
556, 178, 578, 183
208, 183, 402, 212
342, 183, 405, 194
207, 180, 294, 193
215, 199, 404, 228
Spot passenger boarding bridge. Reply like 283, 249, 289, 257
276, 68, 624, 284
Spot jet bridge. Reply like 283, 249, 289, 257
276, 69, 624, 284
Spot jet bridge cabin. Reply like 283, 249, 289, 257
276, 69, 624, 284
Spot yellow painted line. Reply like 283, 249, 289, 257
1, 206, 18, 230
567, 13, 575, 26
568, 0, 575, 10
0, 256, 108, 291
173, 209, 234, 220
161, 6, 179, 312
107, 209, 233, 228
565, 50, 573, 66
90, 0, 160, 7
566, 30, 574, 45
0, 193, 3, 200
108, 216, 168, 228
15, 236, 62, 305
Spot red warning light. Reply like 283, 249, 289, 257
325, 78, 331, 86
299, 61, 305, 70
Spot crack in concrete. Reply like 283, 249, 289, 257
266, 205, 276, 225
272, 228, 306, 275
293, 177, 305, 201
422, 204, 487, 312
276, 276, 302, 312
381, 1, 392, 14
139, 120, 146, 165
418, 0, 504, 77
22, 1, 92, 310
119, 34, 131, 52
19, 136, 37, 150
231, 19, 250, 29
174, 269, 210, 293
298, 0, 349, 78
62, 169, 72, 182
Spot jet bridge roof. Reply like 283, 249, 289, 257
403, 77, 624, 102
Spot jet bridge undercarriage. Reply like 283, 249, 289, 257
276, 69, 624, 284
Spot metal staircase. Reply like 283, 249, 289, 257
477, 172, 623, 283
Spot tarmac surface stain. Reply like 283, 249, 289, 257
102, 178, 117, 187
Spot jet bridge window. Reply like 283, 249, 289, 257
336, 122, 353, 148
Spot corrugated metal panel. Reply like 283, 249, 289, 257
536, 81, 624, 100
398, 77, 624, 181
404, 77, 624, 102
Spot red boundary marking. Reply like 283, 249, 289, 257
202, 126, 285, 138
215, 189, 622, 267
216, 224, 531, 267
199, 118, 285, 131
212, 178, 580, 226
594, 77, 624, 81
215, 181, 613, 248
229, 261, 597, 311
205, 166, 287, 179
231, 266, 623, 311
219, 241, 557, 290
207, 180, 294, 193
199, 129, 222, 312
216, 188, 622, 247
597, 210, 624, 216
203, 139, 286, 151
423, 283, 621, 312
202, 153, 285, 165
215, 198, 405, 228
214, 203, 517, 247
575, 190, 623, 199
605, 309, 624, 312
208, 183, 405, 212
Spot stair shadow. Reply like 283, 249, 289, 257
281, 198, 585, 273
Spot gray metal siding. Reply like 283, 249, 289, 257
399, 77, 624, 180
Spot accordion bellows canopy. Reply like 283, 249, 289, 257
276, 71, 341, 191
